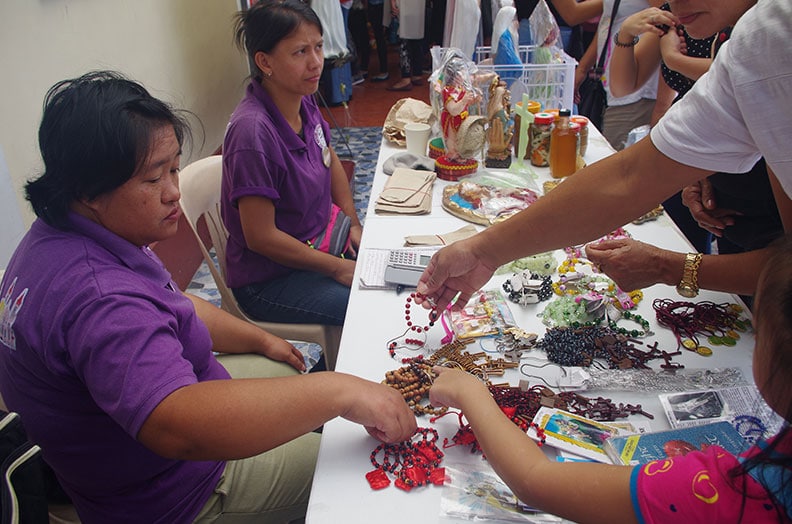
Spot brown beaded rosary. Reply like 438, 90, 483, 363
383, 338, 521, 416
652, 299, 751, 356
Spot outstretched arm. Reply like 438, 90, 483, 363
418, 137, 712, 310
430, 368, 637, 524
139, 370, 417, 460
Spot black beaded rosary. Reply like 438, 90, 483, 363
536, 325, 680, 370
502, 270, 554, 305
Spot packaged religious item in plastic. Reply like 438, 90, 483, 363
449, 290, 517, 339
442, 181, 539, 225
430, 48, 491, 180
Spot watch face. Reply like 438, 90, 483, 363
677, 285, 697, 298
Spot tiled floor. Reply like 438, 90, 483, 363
318, 43, 432, 128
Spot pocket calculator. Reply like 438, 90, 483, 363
383, 250, 432, 287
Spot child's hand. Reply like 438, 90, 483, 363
429, 366, 488, 409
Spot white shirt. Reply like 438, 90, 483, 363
651, 0, 792, 195
599, 0, 659, 106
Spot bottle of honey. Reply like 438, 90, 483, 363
549, 109, 578, 178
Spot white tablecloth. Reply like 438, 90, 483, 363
306, 127, 755, 524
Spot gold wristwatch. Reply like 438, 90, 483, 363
676, 252, 702, 298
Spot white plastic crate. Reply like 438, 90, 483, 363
432, 45, 576, 113
474, 46, 576, 112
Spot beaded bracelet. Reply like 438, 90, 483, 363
613, 31, 640, 47
607, 310, 652, 338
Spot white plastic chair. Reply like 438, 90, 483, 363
178, 155, 341, 369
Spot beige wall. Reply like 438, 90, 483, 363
0, 0, 250, 229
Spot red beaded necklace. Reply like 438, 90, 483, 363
386, 292, 443, 358
366, 427, 446, 491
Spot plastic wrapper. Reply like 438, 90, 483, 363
442, 181, 539, 225
528, 0, 561, 52
449, 289, 517, 338
624, 124, 651, 148
582, 367, 748, 392
440, 461, 563, 523
447, 0, 482, 58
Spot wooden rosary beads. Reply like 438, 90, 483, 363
366, 427, 445, 492
383, 338, 521, 416
383, 357, 446, 416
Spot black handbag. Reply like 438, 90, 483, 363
578, 0, 621, 130
578, 74, 608, 130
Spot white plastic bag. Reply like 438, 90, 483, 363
312, 0, 349, 58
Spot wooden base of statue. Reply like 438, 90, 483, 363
435, 155, 478, 181
485, 149, 512, 169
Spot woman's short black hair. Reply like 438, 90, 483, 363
25, 70, 191, 229
233, 0, 323, 77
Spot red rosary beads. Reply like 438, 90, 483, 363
366, 427, 446, 492
405, 292, 439, 332
431, 408, 547, 456
386, 293, 440, 358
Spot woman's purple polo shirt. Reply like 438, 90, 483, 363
0, 213, 227, 523
221, 80, 333, 288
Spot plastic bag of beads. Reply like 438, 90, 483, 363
449, 289, 517, 339
440, 461, 563, 522
582, 367, 747, 392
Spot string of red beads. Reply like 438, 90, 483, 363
366, 427, 446, 491
404, 292, 439, 333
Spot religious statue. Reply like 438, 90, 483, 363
431, 48, 493, 180
485, 76, 513, 168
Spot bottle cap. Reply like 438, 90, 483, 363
559, 108, 572, 117
533, 113, 555, 125
570, 116, 589, 128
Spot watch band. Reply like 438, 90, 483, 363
678, 252, 703, 297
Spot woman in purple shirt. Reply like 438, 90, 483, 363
222, 0, 362, 327
0, 71, 414, 523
